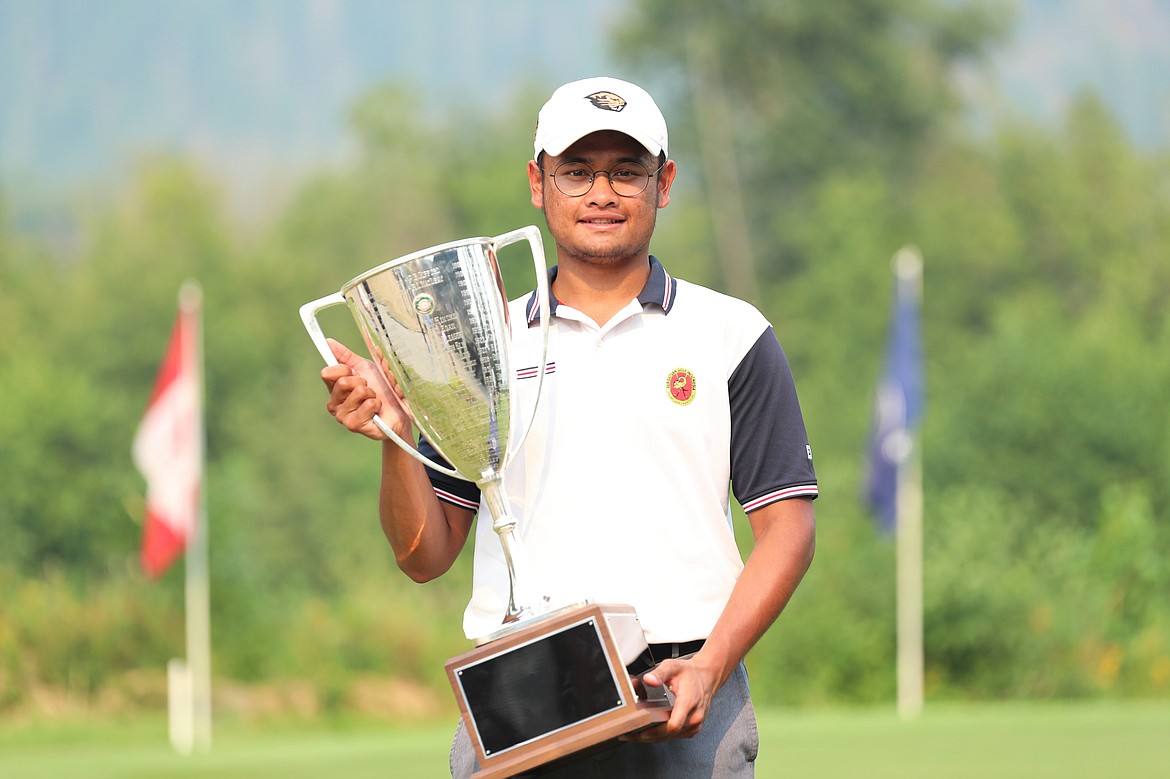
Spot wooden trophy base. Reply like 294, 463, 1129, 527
445, 602, 671, 779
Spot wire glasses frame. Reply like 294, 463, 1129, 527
542, 159, 666, 197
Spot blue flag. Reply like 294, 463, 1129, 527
865, 248, 924, 532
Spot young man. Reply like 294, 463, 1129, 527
321, 76, 817, 777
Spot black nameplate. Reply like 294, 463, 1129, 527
456, 620, 622, 756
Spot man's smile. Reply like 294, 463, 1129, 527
579, 214, 627, 226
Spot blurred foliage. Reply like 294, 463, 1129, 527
618, 0, 1013, 289
1, 0, 1168, 719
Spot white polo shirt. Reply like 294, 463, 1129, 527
422, 257, 817, 643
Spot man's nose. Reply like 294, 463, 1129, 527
585, 171, 619, 202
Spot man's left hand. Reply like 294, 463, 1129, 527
621, 657, 720, 742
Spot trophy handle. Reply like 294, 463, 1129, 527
481, 226, 553, 623
490, 225, 551, 473
299, 292, 467, 480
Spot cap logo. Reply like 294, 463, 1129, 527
667, 368, 696, 405
585, 91, 627, 112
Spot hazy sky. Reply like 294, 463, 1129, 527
1, 0, 1166, 203
990, 0, 1169, 146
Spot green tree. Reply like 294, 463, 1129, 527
620, 0, 1010, 288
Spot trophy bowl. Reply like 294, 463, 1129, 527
300, 226, 548, 483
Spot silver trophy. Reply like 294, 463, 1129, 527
299, 226, 550, 623
300, 227, 668, 778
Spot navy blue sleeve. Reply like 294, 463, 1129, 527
729, 327, 818, 511
418, 436, 481, 511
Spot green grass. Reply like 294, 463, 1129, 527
759, 702, 1170, 779
1, 702, 1167, 778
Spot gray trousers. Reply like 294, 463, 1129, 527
449, 663, 758, 778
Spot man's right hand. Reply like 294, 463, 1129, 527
320, 338, 413, 441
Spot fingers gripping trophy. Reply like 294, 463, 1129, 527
300, 227, 669, 778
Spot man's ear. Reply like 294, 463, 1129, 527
656, 159, 677, 209
527, 160, 544, 209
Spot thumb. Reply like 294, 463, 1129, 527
642, 666, 669, 690
642, 657, 688, 692
326, 338, 364, 368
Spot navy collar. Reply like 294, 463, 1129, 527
525, 255, 677, 324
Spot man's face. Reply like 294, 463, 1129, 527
527, 130, 676, 267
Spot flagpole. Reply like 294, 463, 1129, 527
893, 249, 924, 720
896, 431, 924, 719
180, 280, 213, 750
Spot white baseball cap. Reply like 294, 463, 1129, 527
534, 76, 669, 160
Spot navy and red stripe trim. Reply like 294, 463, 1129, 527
525, 255, 676, 323
516, 362, 556, 380
741, 483, 819, 512
639, 257, 676, 313
435, 486, 479, 511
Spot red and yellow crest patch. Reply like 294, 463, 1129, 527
667, 368, 696, 405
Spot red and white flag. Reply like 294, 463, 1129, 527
133, 285, 203, 578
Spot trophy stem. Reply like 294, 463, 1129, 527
479, 474, 546, 623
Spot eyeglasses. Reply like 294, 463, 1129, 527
544, 159, 664, 197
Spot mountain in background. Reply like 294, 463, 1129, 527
984, 0, 1169, 145
1, 0, 1167, 210
0, 0, 626, 196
